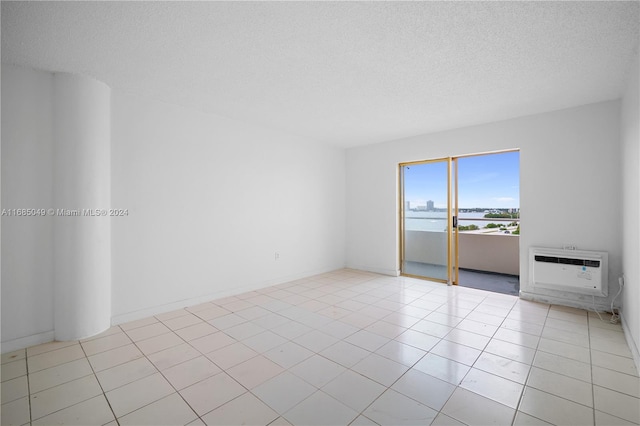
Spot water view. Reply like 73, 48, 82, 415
404, 211, 519, 232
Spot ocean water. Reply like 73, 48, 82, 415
404, 211, 518, 232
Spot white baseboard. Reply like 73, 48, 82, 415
2, 266, 347, 352
111, 288, 248, 325
621, 313, 640, 373
112, 265, 344, 326
346, 264, 399, 277
2, 330, 55, 354
519, 291, 611, 313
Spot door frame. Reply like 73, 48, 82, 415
399, 157, 459, 285
399, 149, 520, 285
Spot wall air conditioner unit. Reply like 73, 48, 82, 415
529, 247, 607, 297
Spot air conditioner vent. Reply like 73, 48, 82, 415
534, 255, 600, 268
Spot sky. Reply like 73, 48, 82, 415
403, 151, 520, 209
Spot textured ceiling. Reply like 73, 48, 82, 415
2, 1, 639, 147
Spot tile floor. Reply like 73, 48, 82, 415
2, 269, 639, 426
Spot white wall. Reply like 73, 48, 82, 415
52, 73, 111, 340
1, 65, 55, 348
621, 50, 640, 366
2, 66, 115, 349
1, 65, 346, 347
346, 101, 622, 311
111, 92, 346, 322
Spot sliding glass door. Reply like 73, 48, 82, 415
400, 158, 458, 284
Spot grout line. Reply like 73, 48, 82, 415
506, 296, 541, 424
124, 321, 205, 424
587, 312, 597, 426
79, 336, 121, 426
25, 349, 32, 425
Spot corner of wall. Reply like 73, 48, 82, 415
622, 313, 640, 375
620, 46, 640, 372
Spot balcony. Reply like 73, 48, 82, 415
403, 223, 520, 295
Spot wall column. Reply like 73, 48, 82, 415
52, 73, 111, 340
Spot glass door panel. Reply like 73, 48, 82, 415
400, 159, 451, 282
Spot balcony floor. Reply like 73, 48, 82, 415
458, 268, 520, 296
403, 261, 520, 296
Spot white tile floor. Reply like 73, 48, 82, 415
2, 269, 639, 426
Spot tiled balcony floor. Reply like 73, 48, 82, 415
2, 269, 638, 425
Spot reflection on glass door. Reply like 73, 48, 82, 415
400, 158, 457, 283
